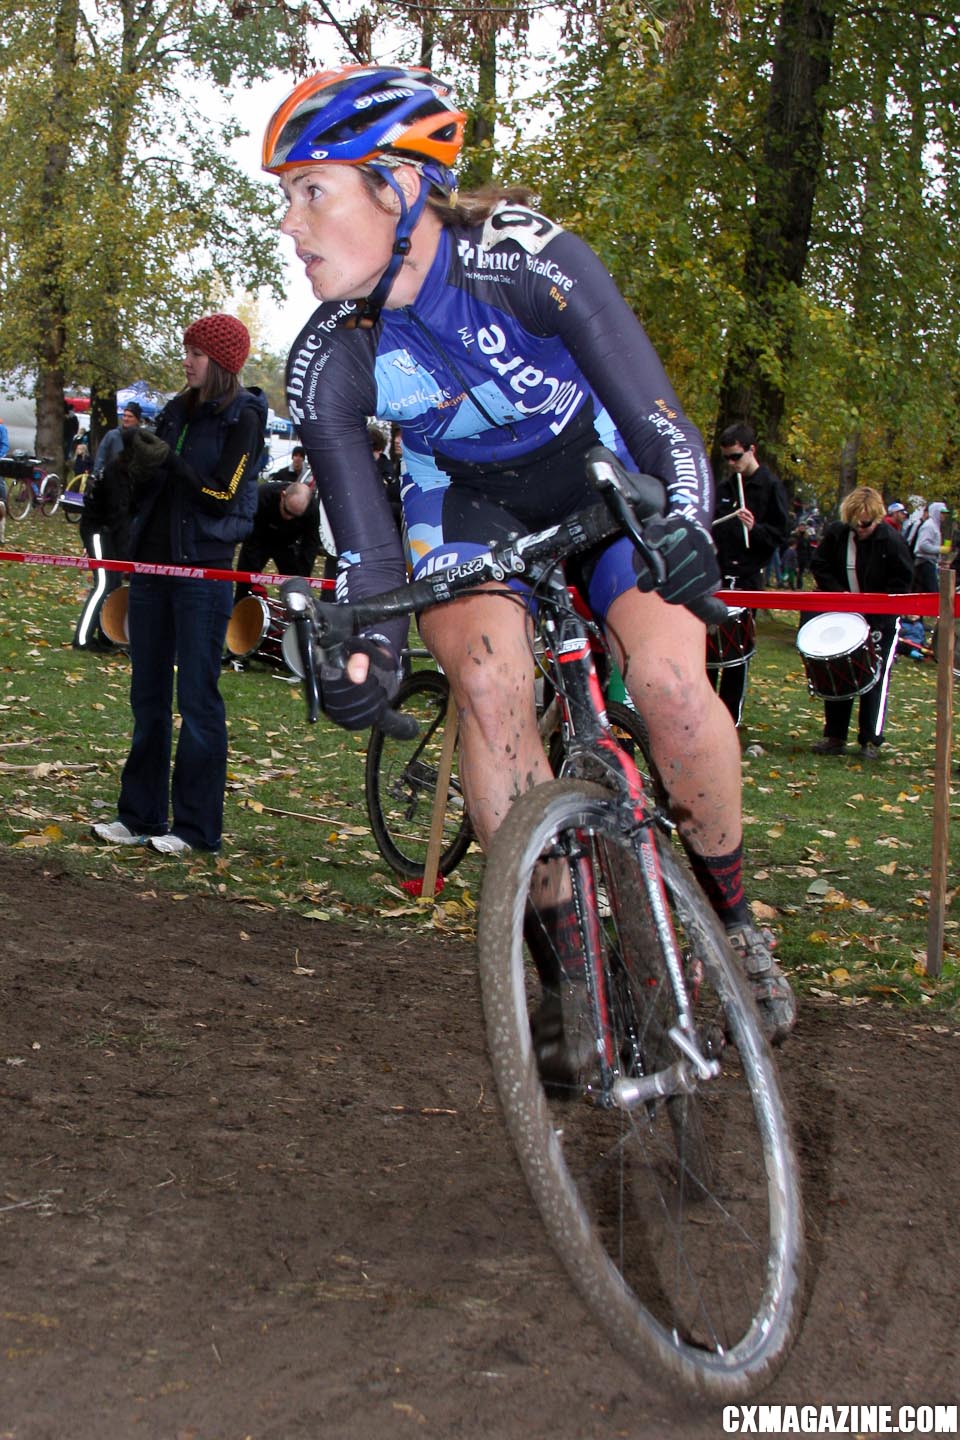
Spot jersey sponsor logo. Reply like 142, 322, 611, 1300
475, 322, 584, 435
382, 386, 466, 414
525, 255, 574, 292
390, 349, 420, 376
456, 239, 521, 275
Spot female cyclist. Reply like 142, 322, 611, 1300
262, 65, 796, 1050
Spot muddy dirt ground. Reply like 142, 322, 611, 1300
1, 852, 957, 1440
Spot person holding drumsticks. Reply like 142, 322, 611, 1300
805, 485, 914, 760
711, 423, 792, 724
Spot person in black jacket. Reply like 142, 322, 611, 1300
71, 448, 133, 651
91, 312, 267, 854
710, 423, 792, 724
234, 478, 321, 602
804, 486, 914, 760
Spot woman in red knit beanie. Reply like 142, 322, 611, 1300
91, 312, 268, 854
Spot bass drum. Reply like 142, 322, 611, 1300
797, 612, 880, 700
100, 586, 129, 645
226, 594, 288, 666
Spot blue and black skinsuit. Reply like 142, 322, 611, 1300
285, 202, 714, 662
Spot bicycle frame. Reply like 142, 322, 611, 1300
528, 565, 715, 1103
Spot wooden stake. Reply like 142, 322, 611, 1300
926, 564, 955, 978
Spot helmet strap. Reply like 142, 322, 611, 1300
341, 164, 430, 330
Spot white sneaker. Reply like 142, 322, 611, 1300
91, 820, 146, 845
149, 834, 192, 856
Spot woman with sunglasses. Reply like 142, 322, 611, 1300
263, 65, 797, 1050
806, 485, 914, 759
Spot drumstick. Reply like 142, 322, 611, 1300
737, 474, 750, 549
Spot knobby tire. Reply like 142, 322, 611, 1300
476, 778, 804, 1400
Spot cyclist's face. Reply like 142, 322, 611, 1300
183, 345, 210, 390
278, 164, 399, 304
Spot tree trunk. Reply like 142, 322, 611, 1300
713, 0, 837, 464
34, 0, 80, 475
460, 30, 497, 188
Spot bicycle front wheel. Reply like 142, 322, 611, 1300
364, 668, 473, 880
39, 474, 61, 515
477, 779, 804, 1400
7, 479, 32, 522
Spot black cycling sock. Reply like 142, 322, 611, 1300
684, 842, 751, 929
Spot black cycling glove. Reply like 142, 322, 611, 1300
633, 513, 721, 606
320, 638, 400, 732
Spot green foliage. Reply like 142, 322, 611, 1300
0, 518, 955, 1016
0, 0, 303, 410
505, 0, 960, 511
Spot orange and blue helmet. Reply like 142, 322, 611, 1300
262, 65, 465, 196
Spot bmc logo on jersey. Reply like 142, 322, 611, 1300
457, 240, 521, 274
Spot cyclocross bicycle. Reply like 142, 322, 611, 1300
281, 446, 805, 1400
364, 643, 657, 884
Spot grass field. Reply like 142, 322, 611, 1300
1, 508, 957, 1013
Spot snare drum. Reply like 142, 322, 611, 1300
226, 594, 288, 667
796, 612, 880, 700
706, 605, 756, 670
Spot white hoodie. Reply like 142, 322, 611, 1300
914, 502, 948, 562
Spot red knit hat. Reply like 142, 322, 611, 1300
183, 313, 250, 375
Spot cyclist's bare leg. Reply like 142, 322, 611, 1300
419, 587, 551, 850
605, 587, 796, 1041
605, 587, 740, 853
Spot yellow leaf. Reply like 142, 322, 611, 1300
751, 900, 778, 922
14, 831, 55, 848
246, 798, 264, 813
829, 968, 851, 983
766, 825, 784, 839
845, 836, 861, 848
876, 861, 897, 875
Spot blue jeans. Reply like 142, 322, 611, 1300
118, 574, 233, 850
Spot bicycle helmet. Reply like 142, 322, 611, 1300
262, 66, 466, 327
262, 65, 464, 193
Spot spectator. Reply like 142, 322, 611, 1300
794, 524, 814, 589
0, 416, 8, 541
63, 402, 80, 461
710, 422, 792, 725
271, 444, 307, 487
805, 485, 914, 759
91, 312, 267, 855
72, 446, 133, 652
781, 540, 798, 590
913, 501, 948, 592
368, 423, 402, 531
94, 402, 142, 478
884, 501, 906, 533
897, 616, 927, 662
901, 495, 926, 550
234, 479, 321, 603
